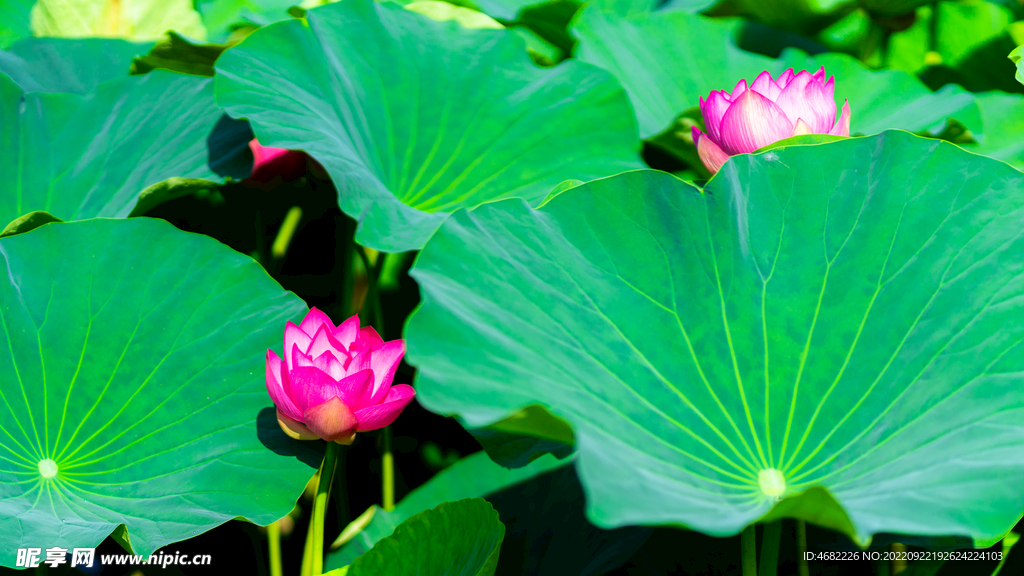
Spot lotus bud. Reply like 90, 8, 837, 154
248, 138, 308, 183
265, 308, 415, 444
693, 67, 851, 175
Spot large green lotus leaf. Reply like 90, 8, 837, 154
405, 131, 1024, 545
963, 91, 1024, 168
330, 452, 649, 574
858, 0, 931, 16
0, 0, 34, 49
774, 50, 982, 139
650, 0, 718, 12
30, 0, 208, 41
194, 0, 298, 42
475, 0, 716, 62
405, 1, 503, 29
1012, 44, 1024, 86
888, 0, 1019, 94
0, 38, 150, 94
0, 218, 319, 565
774, 50, 983, 138
347, 499, 505, 576
572, 8, 980, 139
466, 0, 569, 21
470, 0, 711, 23
0, 70, 251, 227
726, 0, 848, 35
214, 0, 642, 252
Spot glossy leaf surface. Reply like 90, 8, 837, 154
347, 498, 505, 576
0, 218, 318, 565
0, 38, 148, 94
194, 0, 298, 42
0, 71, 251, 227
1010, 44, 1024, 86
407, 131, 1024, 545
215, 0, 642, 252
0, 0, 33, 49
964, 91, 1024, 168
572, 9, 981, 139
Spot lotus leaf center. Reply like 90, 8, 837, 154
758, 468, 785, 498
38, 459, 58, 479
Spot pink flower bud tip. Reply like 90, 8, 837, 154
248, 138, 308, 184
266, 308, 415, 444
694, 67, 851, 175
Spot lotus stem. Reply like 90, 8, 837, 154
382, 426, 395, 511
254, 209, 267, 265
741, 524, 757, 576
267, 520, 282, 576
311, 442, 342, 576
876, 552, 890, 576
929, 0, 939, 54
355, 244, 386, 335
300, 509, 314, 576
892, 543, 907, 574
272, 206, 303, 260
796, 520, 809, 576
990, 531, 1019, 576
758, 521, 782, 576
355, 245, 396, 512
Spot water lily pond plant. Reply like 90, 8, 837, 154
1, 0, 1023, 575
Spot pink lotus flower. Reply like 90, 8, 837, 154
693, 67, 851, 175
266, 308, 415, 444
248, 138, 307, 184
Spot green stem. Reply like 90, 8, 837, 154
255, 209, 268, 266
877, 550, 891, 576
991, 550, 1009, 575
892, 543, 907, 575
929, 0, 939, 53
991, 532, 1019, 576
300, 509, 315, 576
758, 521, 782, 576
741, 525, 757, 576
382, 426, 395, 511
355, 245, 395, 514
267, 520, 283, 576
355, 245, 385, 335
796, 520, 809, 576
272, 206, 303, 261
310, 442, 342, 576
